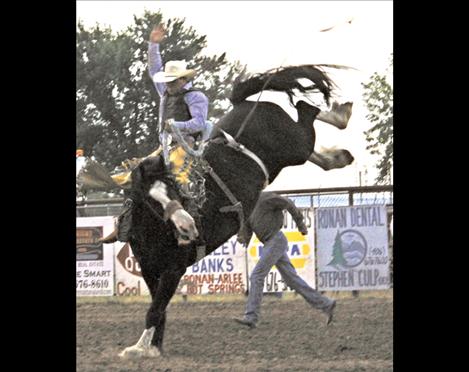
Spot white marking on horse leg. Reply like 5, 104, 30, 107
316, 101, 353, 129
308, 152, 330, 170
308, 148, 354, 171
119, 327, 160, 359
148, 181, 199, 244
135, 327, 155, 348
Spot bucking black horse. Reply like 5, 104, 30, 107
119, 64, 354, 358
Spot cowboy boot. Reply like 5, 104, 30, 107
316, 101, 353, 129
99, 226, 119, 244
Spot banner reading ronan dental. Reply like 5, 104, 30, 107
316, 205, 390, 291
76, 217, 115, 296
247, 206, 316, 293
181, 235, 247, 295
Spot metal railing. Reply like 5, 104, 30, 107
76, 185, 393, 217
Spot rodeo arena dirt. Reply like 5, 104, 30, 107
76, 185, 393, 371
77, 293, 392, 371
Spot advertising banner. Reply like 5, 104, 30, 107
76, 217, 115, 296
181, 235, 248, 295
316, 205, 390, 291
114, 241, 150, 296
246, 207, 316, 293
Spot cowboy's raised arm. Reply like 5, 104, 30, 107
148, 24, 166, 97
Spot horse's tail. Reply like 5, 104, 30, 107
230, 64, 340, 106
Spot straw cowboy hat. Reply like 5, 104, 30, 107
152, 60, 197, 83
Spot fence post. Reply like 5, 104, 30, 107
348, 191, 359, 297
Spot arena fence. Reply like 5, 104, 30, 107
76, 185, 393, 296
76, 185, 393, 216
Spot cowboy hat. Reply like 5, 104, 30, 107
152, 60, 197, 83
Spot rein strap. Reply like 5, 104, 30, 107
219, 129, 269, 187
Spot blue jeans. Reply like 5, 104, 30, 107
245, 231, 333, 323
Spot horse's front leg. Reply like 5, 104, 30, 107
149, 180, 199, 245
119, 267, 185, 359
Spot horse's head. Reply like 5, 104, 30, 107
131, 156, 198, 246
131, 156, 165, 190
131, 156, 179, 198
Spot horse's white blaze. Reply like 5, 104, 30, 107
149, 181, 170, 208
119, 327, 160, 359
149, 181, 198, 244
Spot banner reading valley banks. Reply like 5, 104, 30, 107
316, 205, 390, 291
181, 235, 247, 295
76, 217, 115, 296
247, 207, 316, 293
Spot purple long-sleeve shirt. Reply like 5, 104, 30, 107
148, 43, 209, 135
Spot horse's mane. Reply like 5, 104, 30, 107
230, 64, 339, 106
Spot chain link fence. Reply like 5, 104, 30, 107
76, 185, 393, 288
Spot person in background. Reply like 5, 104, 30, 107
234, 192, 336, 329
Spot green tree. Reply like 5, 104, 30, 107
327, 230, 347, 268
362, 54, 393, 184
77, 11, 245, 170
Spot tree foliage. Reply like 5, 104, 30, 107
77, 11, 245, 170
362, 54, 393, 184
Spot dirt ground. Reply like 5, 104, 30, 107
77, 292, 393, 371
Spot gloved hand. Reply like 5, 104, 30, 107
298, 224, 308, 235
164, 118, 175, 133
237, 234, 251, 246
150, 24, 166, 43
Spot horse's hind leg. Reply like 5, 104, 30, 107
316, 101, 353, 129
308, 148, 355, 171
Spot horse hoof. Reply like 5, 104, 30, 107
119, 345, 161, 359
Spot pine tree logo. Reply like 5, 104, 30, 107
327, 229, 368, 269
327, 230, 347, 269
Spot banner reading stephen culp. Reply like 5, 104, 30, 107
315, 205, 390, 291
